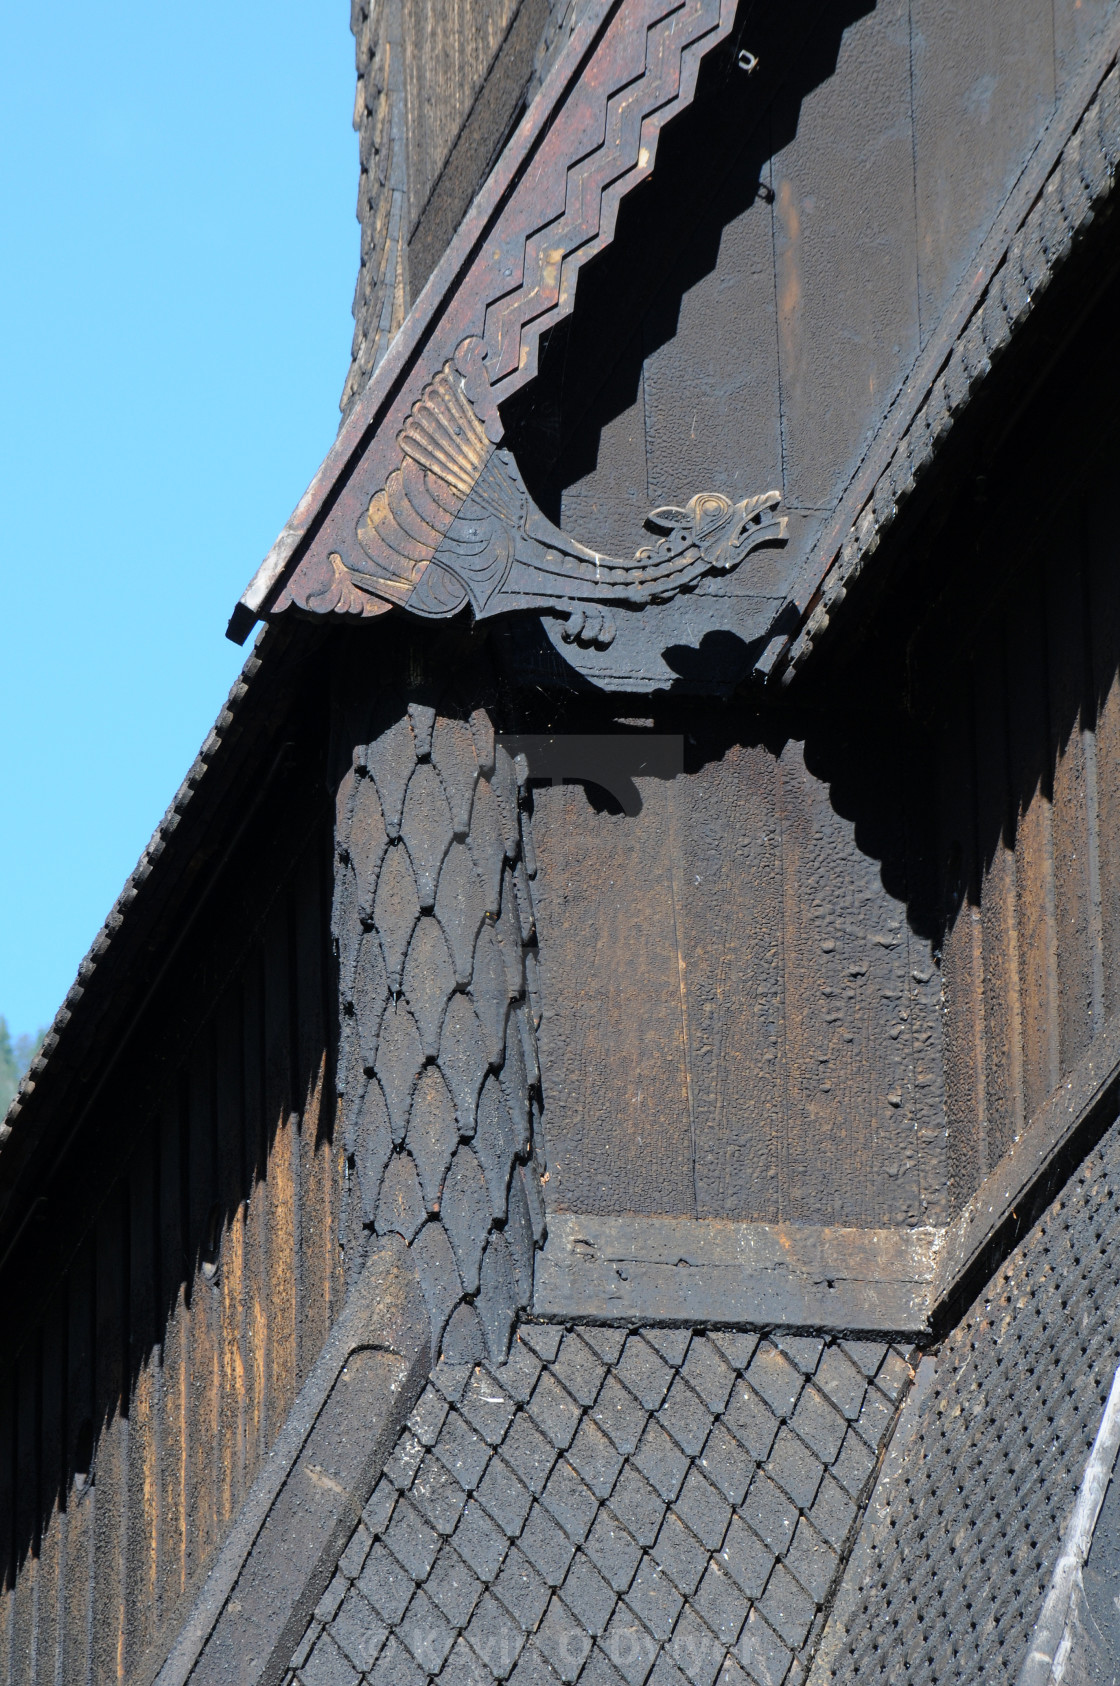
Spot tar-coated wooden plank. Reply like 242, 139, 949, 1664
1047, 544, 1098, 1078
125, 1129, 160, 1677
293, 844, 334, 1389
400, 0, 521, 239
671, 738, 784, 1224
37, 1296, 66, 1686
532, 776, 697, 1219
1086, 493, 1120, 1025
12, 1344, 37, 1683
558, 332, 654, 560
185, 1034, 220, 1589
91, 1190, 127, 1686
910, 0, 1056, 344
1004, 573, 1062, 1120
0, 1375, 13, 1686
63, 1241, 94, 1686
641, 149, 782, 512
972, 645, 1027, 1167
156, 1087, 188, 1626
1053, 0, 1120, 95
937, 679, 990, 1205
778, 733, 921, 1227
240, 956, 270, 1490
263, 906, 299, 1439
771, 0, 919, 511
214, 992, 246, 1555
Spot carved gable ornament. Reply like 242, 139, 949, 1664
229, 0, 792, 690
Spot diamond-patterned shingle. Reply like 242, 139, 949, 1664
551, 1333, 607, 1406
288, 1327, 913, 1686
744, 1347, 802, 1422
593, 1374, 649, 1456
659, 1378, 714, 1458
572, 1415, 627, 1497
542, 1457, 600, 1545
521, 1502, 577, 1587
562, 1552, 618, 1637
502, 1412, 559, 1496
617, 1337, 674, 1411
586, 1508, 643, 1592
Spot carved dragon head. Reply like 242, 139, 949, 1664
642, 490, 787, 570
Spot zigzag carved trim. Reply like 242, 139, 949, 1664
230, 0, 736, 641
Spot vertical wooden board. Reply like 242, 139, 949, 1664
1053, 0, 1118, 96
936, 678, 990, 1205
1046, 547, 1098, 1075
185, 1035, 220, 1590
293, 842, 334, 1385
263, 903, 298, 1435
777, 735, 920, 1228
215, 989, 247, 1538
400, 0, 521, 232
532, 777, 696, 1217
902, 753, 949, 1229
63, 1243, 94, 1686
558, 336, 652, 559
1087, 492, 1120, 1020
972, 647, 1027, 1166
156, 1087, 188, 1625
0, 1376, 13, 1686
91, 1192, 127, 1686
670, 738, 785, 1224
641, 159, 782, 508
240, 958, 270, 1487
911, 0, 1055, 341
1004, 583, 1062, 1116
11, 1346, 37, 1684
37, 1296, 67, 1686
772, 0, 919, 510
125, 1130, 160, 1675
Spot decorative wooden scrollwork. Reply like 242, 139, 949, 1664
273, 342, 788, 649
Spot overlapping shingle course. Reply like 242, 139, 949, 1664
286, 1326, 913, 1686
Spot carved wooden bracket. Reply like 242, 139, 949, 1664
228, 0, 753, 659
272, 346, 787, 648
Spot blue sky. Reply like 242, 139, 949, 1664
1, 1, 358, 1042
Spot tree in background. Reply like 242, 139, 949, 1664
0, 1017, 46, 1114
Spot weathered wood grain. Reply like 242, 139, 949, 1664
910, 0, 1056, 344
535, 1211, 941, 1332
533, 775, 697, 1218
671, 740, 784, 1224
642, 159, 782, 511
771, 0, 918, 511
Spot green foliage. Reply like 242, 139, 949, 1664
0, 1017, 47, 1115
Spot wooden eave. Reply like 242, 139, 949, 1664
227, 0, 740, 643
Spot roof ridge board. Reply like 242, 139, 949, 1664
228, 0, 737, 642
0, 621, 310, 1203
229, 0, 621, 639
761, 8, 1120, 684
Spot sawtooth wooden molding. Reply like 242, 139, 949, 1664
227, 0, 744, 650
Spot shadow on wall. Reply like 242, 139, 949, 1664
502, 0, 876, 528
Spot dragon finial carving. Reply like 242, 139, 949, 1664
275, 340, 787, 649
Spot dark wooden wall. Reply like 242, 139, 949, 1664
0, 702, 344, 1685
507, 0, 1117, 570
934, 512, 1120, 1210
530, 706, 946, 1230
